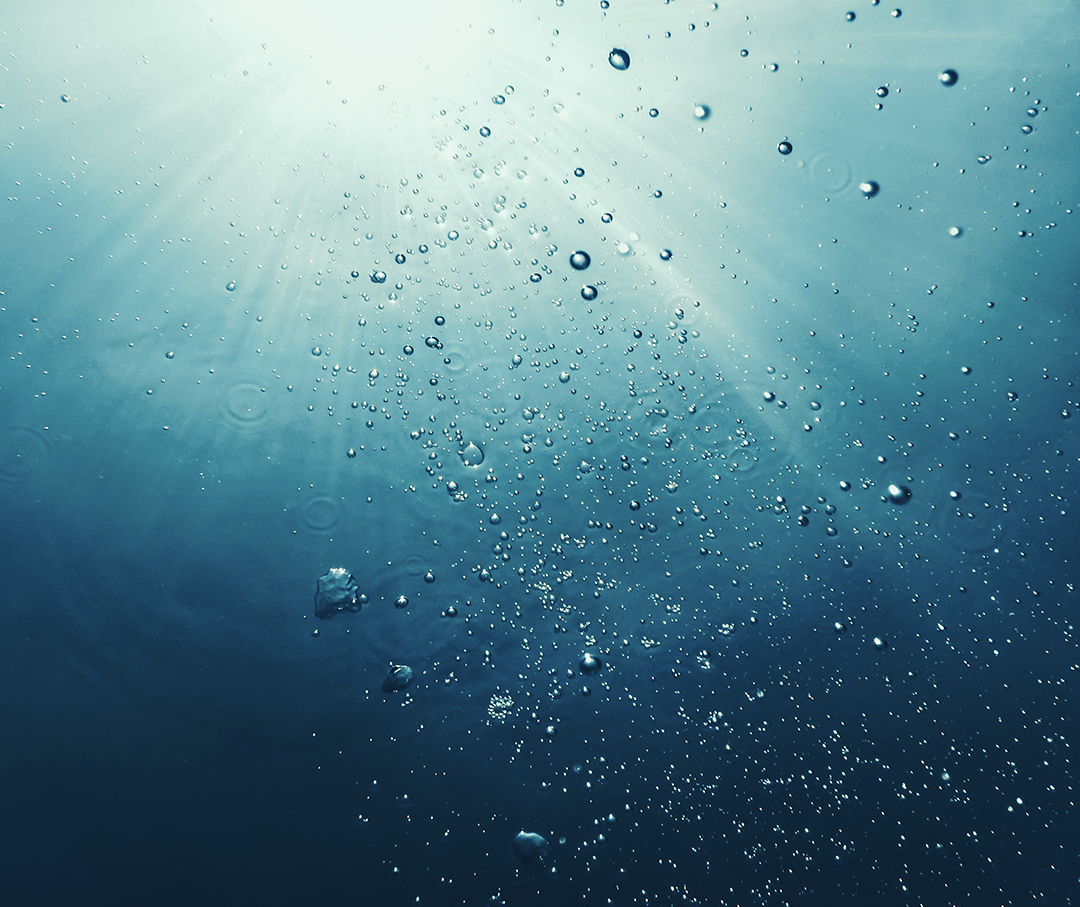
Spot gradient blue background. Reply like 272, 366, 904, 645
1, 1, 1077, 904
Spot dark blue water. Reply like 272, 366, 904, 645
1, 1, 1077, 904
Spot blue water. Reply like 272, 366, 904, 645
1, 1, 1077, 904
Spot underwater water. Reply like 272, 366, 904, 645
0, 1, 1077, 904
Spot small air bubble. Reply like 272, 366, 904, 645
608, 48, 631, 71
778, 141, 793, 155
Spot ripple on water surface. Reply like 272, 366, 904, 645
0, 426, 50, 483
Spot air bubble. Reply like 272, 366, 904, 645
569, 250, 591, 270
608, 48, 631, 71
778, 141, 793, 155
512, 831, 555, 876
381, 665, 414, 692
460, 441, 485, 466
885, 484, 912, 505
579, 652, 603, 675
939, 69, 959, 86
581, 285, 598, 301
313, 568, 361, 619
